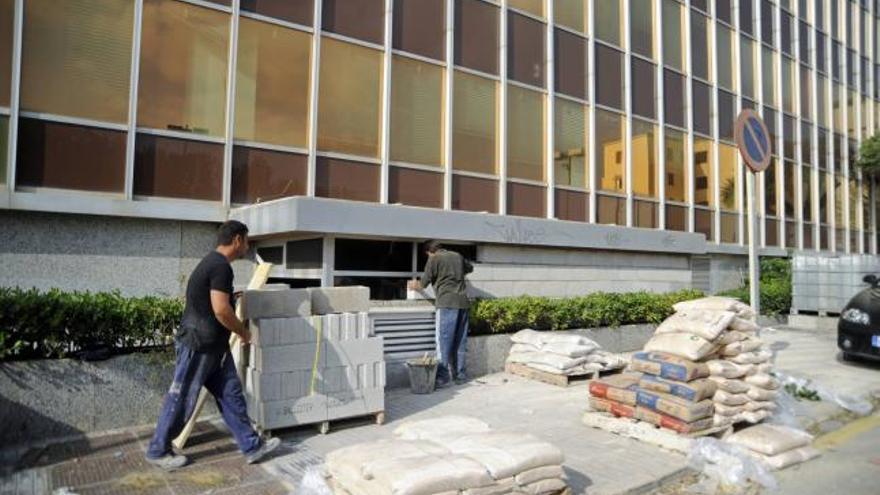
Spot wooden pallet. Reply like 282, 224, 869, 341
504, 362, 620, 387
317, 411, 386, 435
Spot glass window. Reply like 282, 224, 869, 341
761, 0, 775, 46
847, 90, 856, 135
317, 38, 383, 157
231, 147, 307, 204
817, 127, 828, 169
22, 0, 134, 123
740, 0, 754, 36
803, 166, 814, 222
554, 29, 587, 100
507, 84, 545, 182
662, 0, 683, 70
508, 12, 545, 88
816, 32, 826, 73
453, 174, 498, 213
819, 170, 828, 223
815, 0, 825, 31
800, 66, 813, 120
555, 0, 588, 33
454, 0, 499, 75
802, 121, 812, 163
694, 137, 714, 207
765, 159, 778, 216
762, 47, 777, 107
691, 13, 710, 81
717, 25, 734, 91
235, 19, 310, 148
507, 182, 546, 218
799, 21, 810, 62
663, 69, 685, 128
315, 156, 380, 202
389, 166, 444, 208
555, 188, 588, 222
817, 75, 828, 125
631, 58, 655, 119
452, 71, 497, 174
393, 0, 445, 60
764, 106, 779, 154
631, 119, 658, 198
782, 57, 796, 113
719, 143, 740, 212
741, 36, 756, 99
554, 98, 587, 188
594, 0, 622, 46
138, 0, 228, 136
595, 44, 623, 110
0, 0, 14, 107
594, 109, 625, 193
833, 83, 843, 131
781, 12, 794, 55
241, 0, 313, 26
390, 56, 444, 166
322, 0, 384, 45
784, 161, 796, 218
134, 133, 223, 200
665, 128, 687, 203
630, 0, 654, 59
718, 91, 736, 142
693, 81, 712, 136
509, 0, 544, 17
717, 0, 732, 24
783, 115, 796, 159
0, 117, 6, 184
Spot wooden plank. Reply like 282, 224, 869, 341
504, 362, 596, 387
172, 262, 272, 450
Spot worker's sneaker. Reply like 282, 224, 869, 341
454, 374, 470, 385
246, 437, 281, 464
145, 453, 188, 471
435, 378, 451, 390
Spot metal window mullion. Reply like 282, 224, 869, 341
306, 0, 323, 197
587, 0, 596, 223
444, 0, 454, 210
775, 1, 786, 248
499, 1, 508, 215
545, 1, 555, 220
624, 0, 633, 227
657, 0, 666, 230
812, 18, 821, 251
221, 0, 240, 209
794, 22, 804, 250
380, 0, 393, 204
736, 13, 747, 248
711, 12, 721, 244
685, 2, 695, 234
124, 0, 144, 201
5, 0, 23, 192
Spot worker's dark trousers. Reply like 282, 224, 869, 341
436, 308, 469, 383
146, 343, 261, 459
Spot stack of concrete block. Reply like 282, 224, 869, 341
792, 255, 880, 315
242, 286, 385, 431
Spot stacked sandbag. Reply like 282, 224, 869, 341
324, 416, 568, 495
507, 329, 627, 376
724, 424, 820, 470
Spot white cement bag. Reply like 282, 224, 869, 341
713, 390, 750, 406
748, 363, 774, 375
393, 416, 491, 442
654, 310, 736, 341
729, 350, 773, 365
747, 386, 779, 401
755, 446, 821, 470
718, 331, 750, 345
721, 337, 764, 356
714, 403, 747, 417
510, 329, 546, 347
707, 360, 755, 378
326, 440, 450, 483
516, 478, 567, 495
514, 466, 566, 486
463, 478, 516, 495
745, 373, 780, 389
368, 455, 494, 495
510, 343, 542, 354
507, 352, 588, 371
729, 317, 760, 332
708, 376, 751, 394
542, 332, 599, 348
583, 350, 629, 369
673, 297, 754, 319
527, 362, 603, 375
541, 341, 597, 358
712, 414, 735, 428
443, 432, 565, 479
725, 424, 814, 456
644, 333, 718, 361
743, 400, 778, 412
738, 410, 772, 424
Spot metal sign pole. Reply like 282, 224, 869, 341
747, 170, 760, 315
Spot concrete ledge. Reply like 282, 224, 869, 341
308, 286, 370, 315
788, 314, 838, 331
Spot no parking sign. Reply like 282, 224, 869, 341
735, 109, 772, 173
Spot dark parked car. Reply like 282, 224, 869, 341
838, 274, 880, 361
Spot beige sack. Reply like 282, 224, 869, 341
725, 424, 814, 456
720, 337, 765, 356
630, 351, 710, 381
673, 297, 754, 319
728, 350, 773, 365
714, 402, 747, 417
755, 446, 821, 470
514, 466, 566, 486
393, 416, 491, 441
515, 478, 567, 495
744, 373, 780, 389
737, 410, 772, 424
743, 400, 778, 412
712, 414, 735, 428
729, 317, 760, 332
707, 360, 756, 378
644, 333, 719, 361
506, 351, 588, 371
368, 455, 494, 495
510, 343, 542, 354
713, 390, 750, 406
654, 310, 737, 341
718, 331, 750, 345
326, 439, 450, 482
708, 376, 751, 394
463, 478, 516, 495
747, 386, 779, 401
541, 341, 597, 358
443, 431, 565, 480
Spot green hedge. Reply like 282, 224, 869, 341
0, 287, 183, 361
718, 258, 791, 315
469, 289, 705, 335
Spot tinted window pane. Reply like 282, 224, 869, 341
765, 159, 778, 216
335, 239, 412, 272
507, 85, 545, 182
717, 25, 734, 91
663, 69, 685, 127
507, 182, 546, 218
634, 199, 658, 229
18, 118, 125, 193
231, 147, 307, 204
554, 29, 587, 100
389, 166, 443, 208
554, 0, 587, 33
315, 156, 380, 203
782, 57, 796, 113
390, 56, 444, 166
694, 137, 713, 207
453, 174, 498, 212
455, 0, 499, 75
784, 161, 796, 218
740, 0, 754, 35
594, 0, 621, 46
322, 0, 384, 45
801, 122, 812, 163
452, 71, 496, 174
630, 0, 654, 59
22, 0, 133, 123
691, 13, 710, 81
665, 128, 687, 203
661, 0, 683, 69
509, 0, 543, 17
286, 239, 322, 270
393, 0, 444, 60
631, 58, 655, 119
139, 0, 228, 136
692, 81, 712, 136
717, 0, 732, 24
719, 143, 740, 211
318, 38, 382, 157
508, 12, 545, 87
554, 98, 587, 188
761, 0, 775, 45
781, 12, 793, 55
597, 194, 626, 225
718, 90, 735, 142
741, 37, 756, 98
595, 109, 625, 193
241, 0, 313, 25
0, 117, 6, 184
666, 204, 688, 231
631, 119, 657, 198
134, 134, 223, 200
235, 19, 310, 148
762, 47, 777, 106
695, 207, 714, 240
0, 0, 11, 107
803, 166, 814, 221
555, 188, 588, 222
595, 44, 623, 110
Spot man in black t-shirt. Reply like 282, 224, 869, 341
146, 220, 279, 469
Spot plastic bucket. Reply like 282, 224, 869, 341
406, 361, 438, 394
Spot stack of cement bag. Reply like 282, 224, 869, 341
323, 416, 568, 495
725, 424, 820, 470
506, 329, 627, 376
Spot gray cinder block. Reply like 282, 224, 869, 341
246, 393, 328, 429
307, 286, 370, 315
251, 317, 319, 347
250, 342, 322, 372
324, 337, 384, 369
241, 289, 311, 319
326, 387, 384, 422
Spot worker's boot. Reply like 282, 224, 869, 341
145, 453, 189, 470
246, 437, 281, 464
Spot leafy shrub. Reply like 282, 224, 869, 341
469, 289, 704, 335
0, 287, 183, 361
717, 258, 792, 315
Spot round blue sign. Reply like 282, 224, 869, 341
735, 110, 772, 173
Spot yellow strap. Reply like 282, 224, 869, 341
310, 316, 322, 395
